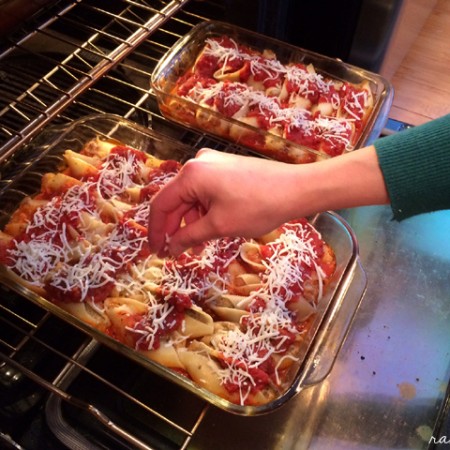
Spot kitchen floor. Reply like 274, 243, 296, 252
384, 0, 450, 126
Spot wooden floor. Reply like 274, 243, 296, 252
382, 0, 450, 126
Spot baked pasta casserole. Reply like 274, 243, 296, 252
157, 35, 374, 163
0, 138, 337, 406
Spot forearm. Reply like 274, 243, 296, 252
283, 145, 390, 220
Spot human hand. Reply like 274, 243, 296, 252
148, 148, 302, 257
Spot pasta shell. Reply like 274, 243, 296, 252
3, 221, 27, 238
246, 75, 265, 92
64, 149, 99, 179
360, 80, 374, 109
110, 198, 133, 211
233, 273, 262, 296
79, 211, 115, 244
182, 307, 214, 338
104, 297, 149, 345
213, 62, 248, 82
41, 172, 82, 195
312, 101, 334, 116
83, 137, 120, 159
141, 343, 185, 370
220, 293, 253, 310
240, 242, 266, 272
258, 228, 282, 244
124, 186, 141, 203
199, 321, 240, 346
145, 154, 163, 169
209, 295, 248, 322
58, 301, 111, 333
211, 306, 248, 323
288, 92, 312, 110
195, 108, 230, 135
248, 386, 277, 405
96, 198, 124, 223
4, 197, 49, 237
143, 266, 164, 283
177, 348, 229, 398
265, 86, 281, 97
278, 80, 289, 102
302, 277, 320, 303
287, 297, 316, 322
188, 339, 217, 356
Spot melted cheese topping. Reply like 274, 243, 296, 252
97, 152, 138, 198
203, 38, 292, 82
263, 223, 319, 299
284, 64, 333, 96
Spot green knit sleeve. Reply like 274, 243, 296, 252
374, 114, 450, 221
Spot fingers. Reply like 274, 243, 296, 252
149, 204, 189, 256
165, 214, 219, 257
148, 151, 212, 256
148, 176, 193, 255
148, 148, 270, 257
195, 147, 214, 159
148, 149, 214, 255
149, 199, 216, 258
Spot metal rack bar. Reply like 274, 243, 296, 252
1, 350, 163, 450
0, 0, 190, 163
0, 281, 212, 448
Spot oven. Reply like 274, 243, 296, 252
1, 1, 449, 449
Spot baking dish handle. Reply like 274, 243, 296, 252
298, 258, 367, 389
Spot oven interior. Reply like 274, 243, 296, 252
0, 1, 337, 448
0, 1, 244, 449
0, 1, 448, 449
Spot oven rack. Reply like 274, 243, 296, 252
0, 287, 211, 449
0, 0, 228, 163
0, 1, 237, 449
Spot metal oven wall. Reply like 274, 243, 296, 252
221, 0, 404, 72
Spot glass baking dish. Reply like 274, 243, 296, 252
0, 114, 367, 415
151, 20, 393, 163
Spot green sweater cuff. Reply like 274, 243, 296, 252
374, 114, 450, 221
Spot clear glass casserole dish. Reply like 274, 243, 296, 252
0, 114, 367, 415
151, 20, 393, 163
